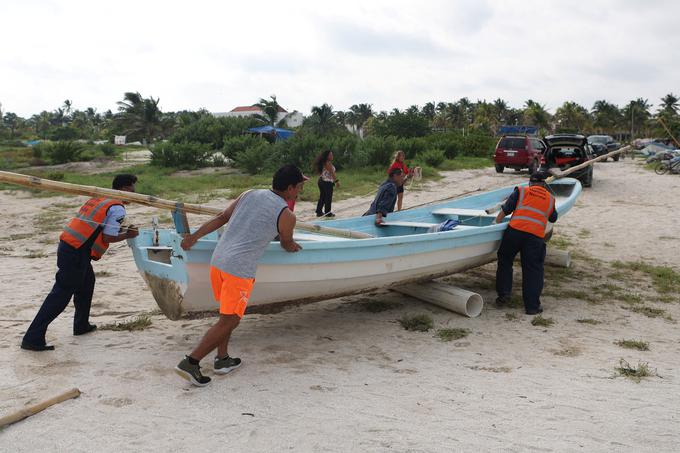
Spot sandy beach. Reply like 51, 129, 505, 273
1, 158, 679, 452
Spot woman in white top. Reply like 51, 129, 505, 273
313, 150, 339, 217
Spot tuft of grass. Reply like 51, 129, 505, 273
505, 313, 518, 321
614, 359, 655, 383
626, 305, 670, 320
549, 235, 572, 250
531, 315, 555, 327
398, 314, 433, 332
8, 233, 34, 241
435, 328, 470, 342
507, 294, 524, 309
615, 339, 649, 351
577, 318, 602, 325
560, 289, 598, 304
34, 209, 67, 232
603, 242, 615, 248
95, 271, 113, 278
618, 293, 643, 305
579, 228, 591, 237
100, 315, 152, 332
611, 261, 680, 294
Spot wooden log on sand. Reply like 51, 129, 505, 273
0, 388, 81, 429
0, 170, 373, 239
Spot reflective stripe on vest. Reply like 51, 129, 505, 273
59, 198, 123, 260
509, 186, 554, 238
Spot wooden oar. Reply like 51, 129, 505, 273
484, 145, 632, 214
0, 388, 80, 429
0, 170, 373, 239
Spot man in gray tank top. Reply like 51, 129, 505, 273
175, 165, 307, 387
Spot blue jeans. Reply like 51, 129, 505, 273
23, 241, 96, 345
496, 227, 546, 312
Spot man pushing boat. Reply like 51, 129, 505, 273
175, 164, 307, 386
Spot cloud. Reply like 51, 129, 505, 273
321, 19, 461, 59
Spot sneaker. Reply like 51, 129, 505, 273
525, 307, 544, 315
175, 356, 211, 387
214, 355, 242, 375
325, 212, 336, 217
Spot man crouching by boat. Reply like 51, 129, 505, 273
363, 167, 405, 226
21, 174, 139, 351
175, 164, 306, 386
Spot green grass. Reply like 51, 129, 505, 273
611, 261, 680, 294
100, 314, 152, 332
549, 235, 572, 250
505, 313, 518, 321
24, 250, 47, 259
398, 314, 434, 332
577, 318, 602, 325
615, 339, 650, 351
435, 328, 470, 342
531, 315, 555, 327
437, 157, 493, 171
560, 289, 598, 304
626, 305, 671, 320
615, 359, 655, 383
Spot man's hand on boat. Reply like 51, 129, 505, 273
375, 212, 386, 227
124, 224, 139, 239
181, 233, 198, 250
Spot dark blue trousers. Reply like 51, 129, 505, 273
496, 226, 546, 312
23, 241, 96, 346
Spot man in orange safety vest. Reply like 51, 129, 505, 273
494, 171, 558, 315
21, 174, 139, 351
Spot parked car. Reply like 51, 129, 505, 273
493, 135, 546, 174
543, 134, 594, 187
587, 135, 621, 161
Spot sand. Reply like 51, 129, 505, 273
1, 159, 679, 452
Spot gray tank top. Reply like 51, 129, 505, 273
210, 190, 288, 278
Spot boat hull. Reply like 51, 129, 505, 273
129, 179, 580, 319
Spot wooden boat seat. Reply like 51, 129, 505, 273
293, 232, 351, 242
431, 208, 494, 217
380, 221, 438, 228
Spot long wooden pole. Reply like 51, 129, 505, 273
0, 170, 373, 239
657, 117, 680, 149
484, 145, 631, 214
0, 388, 80, 429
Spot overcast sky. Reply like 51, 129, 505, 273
2, 0, 679, 117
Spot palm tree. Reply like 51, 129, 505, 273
554, 102, 591, 133
116, 91, 164, 144
522, 100, 552, 131
421, 102, 436, 120
622, 98, 652, 138
492, 98, 510, 126
658, 93, 679, 118
591, 100, 621, 133
349, 103, 373, 138
2, 112, 20, 138
254, 95, 284, 126
305, 103, 339, 136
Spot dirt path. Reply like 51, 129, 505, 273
1, 159, 679, 452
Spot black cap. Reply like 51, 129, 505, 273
529, 171, 549, 183
272, 164, 308, 191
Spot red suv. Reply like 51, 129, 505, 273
493, 135, 546, 174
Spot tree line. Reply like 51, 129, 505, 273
2, 92, 679, 145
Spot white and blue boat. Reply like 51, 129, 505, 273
129, 178, 581, 320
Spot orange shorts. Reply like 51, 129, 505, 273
209, 266, 255, 318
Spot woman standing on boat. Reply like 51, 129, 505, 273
388, 150, 409, 211
314, 150, 339, 217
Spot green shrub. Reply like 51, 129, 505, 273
98, 143, 116, 156
45, 141, 85, 164
222, 135, 268, 160
150, 142, 214, 169
419, 149, 445, 167
234, 142, 273, 174
49, 126, 80, 141
46, 171, 65, 181
169, 116, 261, 149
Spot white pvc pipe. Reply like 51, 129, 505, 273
545, 248, 571, 268
393, 282, 484, 318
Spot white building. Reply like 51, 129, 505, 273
214, 105, 304, 128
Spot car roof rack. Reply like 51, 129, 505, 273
497, 125, 539, 137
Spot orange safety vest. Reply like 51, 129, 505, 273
59, 198, 123, 260
508, 185, 555, 238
